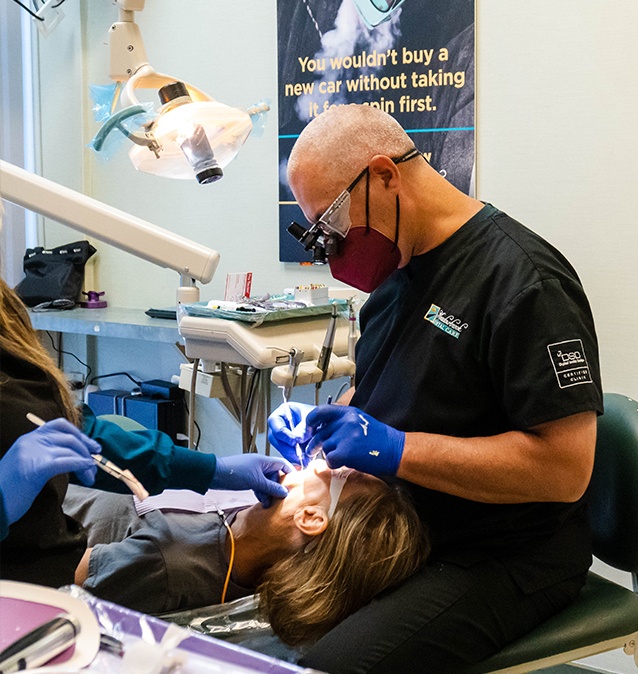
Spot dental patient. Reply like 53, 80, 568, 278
67, 460, 428, 646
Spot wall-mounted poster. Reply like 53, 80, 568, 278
278, 0, 475, 262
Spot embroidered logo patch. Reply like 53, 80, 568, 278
547, 339, 593, 388
424, 304, 469, 339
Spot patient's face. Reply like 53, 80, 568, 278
278, 460, 382, 515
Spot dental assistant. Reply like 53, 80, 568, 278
0, 274, 292, 588
269, 104, 603, 673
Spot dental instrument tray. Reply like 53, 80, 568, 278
184, 295, 348, 325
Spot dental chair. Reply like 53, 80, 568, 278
464, 393, 638, 674
97, 414, 147, 431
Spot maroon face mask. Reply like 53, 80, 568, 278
328, 226, 401, 293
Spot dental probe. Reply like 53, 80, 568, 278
279, 391, 304, 467
26, 413, 149, 500
306, 395, 331, 465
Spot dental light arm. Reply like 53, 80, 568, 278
109, 1, 212, 106
0, 160, 219, 303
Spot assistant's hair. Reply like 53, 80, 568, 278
288, 103, 414, 192
258, 478, 429, 647
0, 276, 79, 424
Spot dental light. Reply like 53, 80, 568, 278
104, 0, 269, 183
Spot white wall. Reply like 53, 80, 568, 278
476, 1, 638, 400
5, 0, 638, 451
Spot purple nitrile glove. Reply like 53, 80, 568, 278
267, 402, 315, 465
306, 405, 405, 477
210, 453, 294, 508
0, 418, 100, 525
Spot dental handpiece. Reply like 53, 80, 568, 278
316, 303, 339, 385
26, 413, 149, 501
347, 299, 358, 387
347, 298, 357, 363
284, 347, 304, 402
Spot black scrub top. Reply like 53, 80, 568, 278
0, 347, 86, 587
352, 204, 603, 592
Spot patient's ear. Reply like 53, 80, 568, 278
294, 505, 328, 538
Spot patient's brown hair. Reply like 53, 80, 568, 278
0, 277, 79, 424
258, 478, 429, 647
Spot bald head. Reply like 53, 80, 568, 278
288, 104, 414, 195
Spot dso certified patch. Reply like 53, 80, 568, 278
547, 339, 593, 388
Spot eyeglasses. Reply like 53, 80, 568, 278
317, 147, 421, 240
314, 166, 369, 240
287, 147, 422, 263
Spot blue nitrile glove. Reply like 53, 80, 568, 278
267, 402, 316, 465
306, 405, 405, 476
0, 418, 101, 525
210, 454, 294, 508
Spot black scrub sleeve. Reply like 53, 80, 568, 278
488, 277, 603, 429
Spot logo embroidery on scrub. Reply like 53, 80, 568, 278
547, 339, 593, 388
424, 304, 469, 339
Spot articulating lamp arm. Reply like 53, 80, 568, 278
0, 160, 219, 303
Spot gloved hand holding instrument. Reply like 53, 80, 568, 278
0, 418, 100, 526
267, 401, 315, 466
305, 404, 405, 477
